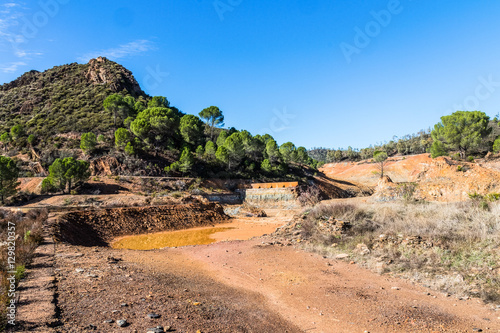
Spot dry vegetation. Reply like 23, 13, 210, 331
295, 200, 500, 303
0, 209, 46, 330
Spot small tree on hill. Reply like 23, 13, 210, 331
10, 125, 24, 140
178, 148, 194, 174
80, 132, 97, 154
180, 114, 204, 147
373, 151, 388, 178
204, 141, 217, 161
199, 106, 224, 141
115, 128, 131, 148
0, 156, 20, 204
45, 158, 89, 193
493, 136, 500, 154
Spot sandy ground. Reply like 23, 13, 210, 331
18, 209, 500, 332
124, 240, 500, 333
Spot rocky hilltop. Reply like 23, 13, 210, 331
0, 57, 146, 138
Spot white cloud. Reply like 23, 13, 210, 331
3, 3, 19, 9
0, 61, 26, 73
78, 39, 156, 62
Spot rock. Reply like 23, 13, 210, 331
147, 313, 161, 319
147, 327, 164, 333
375, 262, 387, 274
75, 268, 85, 273
355, 243, 371, 255
121, 303, 128, 307
391, 287, 400, 290
117, 319, 127, 327
335, 253, 349, 259
103, 319, 114, 324
472, 328, 483, 332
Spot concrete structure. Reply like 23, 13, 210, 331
250, 182, 298, 189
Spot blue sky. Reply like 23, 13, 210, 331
1, 0, 500, 149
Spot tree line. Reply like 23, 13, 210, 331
79, 93, 318, 178
309, 111, 500, 163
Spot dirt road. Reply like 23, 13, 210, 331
124, 239, 499, 333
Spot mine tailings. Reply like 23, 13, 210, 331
53, 202, 229, 247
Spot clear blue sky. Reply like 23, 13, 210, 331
1, 0, 500, 149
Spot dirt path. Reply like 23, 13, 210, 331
124, 240, 500, 333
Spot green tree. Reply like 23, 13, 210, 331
178, 148, 194, 174
224, 133, 245, 169
27, 134, 36, 146
295, 147, 309, 165
199, 106, 224, 141
103, 94, 129, 130
115, 128, 131, 148
10, 125, 24, 140
279, 142, 297, 163
64, 158, 90, 191
265, 139, 281, 165
373, 151, 388, 178
261, 159, 273, 173
204, 141, 217, 161
215, 146, 229, 166
0, 132, 11, 145
124, 142, 135, 155
195, 145, 204, 159
130, 107, 180, 149
46, 158, 89, 193
216, 130, 228, 147
0, 156, 19, 204
148, 96, 170, 108
493, 136, 500, 153
80, 132, 97, 154
431, 111, 491, 159
180, 114, 204, 146
430, 140, 447, 158
239, 131, 263, 162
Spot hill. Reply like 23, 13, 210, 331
0, 57, 145, 142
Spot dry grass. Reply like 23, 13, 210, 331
299, 200, 500, 303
